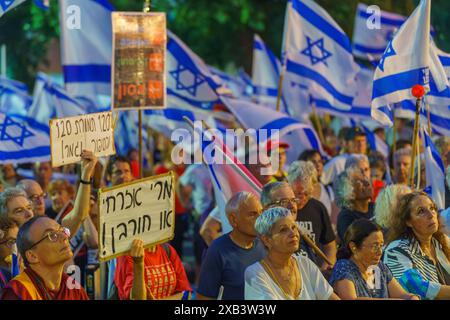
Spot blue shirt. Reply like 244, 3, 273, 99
197, 233, 266, 300
329, 259, 393, 298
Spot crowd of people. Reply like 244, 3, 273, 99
0, 116, 449, 301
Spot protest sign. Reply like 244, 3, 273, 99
50, 111, 115, 167
112, 12, 166, 110
98, 172, 175, 262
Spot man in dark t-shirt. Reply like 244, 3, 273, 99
287, 161, 337, 273
196, 192, 266, 300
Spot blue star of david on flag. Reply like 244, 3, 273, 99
378, 42, 396, 72
301, 36, 332, 67
0, 116, 34, 147
169, 63, 206, 97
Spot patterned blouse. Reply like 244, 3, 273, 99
329, 259, 393, 298
383, 235, 450, 300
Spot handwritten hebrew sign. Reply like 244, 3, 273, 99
98, 172, 175, 261
112, 12, 166, 110
50, 112, 115, 167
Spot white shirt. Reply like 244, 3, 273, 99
244, 255, 333, 300
321, 154, 350, 185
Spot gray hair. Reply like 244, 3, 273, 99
225, 191, 257, 217
393, 147, 412, 163
260, 181, 290, 207
255, 207, 292, 237
374, 184, 411, 229
0, 187, 28, 219
345, 154, 369, 170
287, 161, 318, 195
16, 179, 39, 196
333, 167, 360, 210
446, 166, 450, 190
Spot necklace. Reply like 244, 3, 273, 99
261, 257, 300, 299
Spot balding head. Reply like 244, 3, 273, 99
17, 179, 46, 216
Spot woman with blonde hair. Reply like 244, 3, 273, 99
383, 191, 450, 300
374, 184, 411, 229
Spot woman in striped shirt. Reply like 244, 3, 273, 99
383, 191, 450, 299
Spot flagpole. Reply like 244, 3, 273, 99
275, 72, 284, 112
311, 100, 326, 146
409, 85, 425, 188
392, 113, 397, 154
426, 101, 432, 137
1, 44, 6, 76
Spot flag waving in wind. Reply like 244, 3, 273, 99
421, 127, 446, 210
59, 0, 114, 101
0, 76, 32, 116
0, 0, 26, 17
283, 0, 359, 112
371, 0, 449, 123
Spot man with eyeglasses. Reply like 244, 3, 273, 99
260, 182, 318, 264
0, 217, 18, 295
17, 179, 47, 217
0, 150, 97, 237
0, 216, 88, 300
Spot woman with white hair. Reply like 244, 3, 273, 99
244, 207, 340, 300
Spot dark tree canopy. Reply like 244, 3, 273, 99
0, 0, 448, 87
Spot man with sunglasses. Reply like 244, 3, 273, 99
1, 216, 89, 300
0, 217, 18, 295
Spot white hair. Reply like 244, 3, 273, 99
374, 184, 411, 229
225, 191, 257, 217
345, 154, 369, 170
255, 207, 292, 237
333, 167, 360, 210
286, 161, 318, 195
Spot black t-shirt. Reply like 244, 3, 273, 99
296, 198, 336, 246
337, 203, 374, 242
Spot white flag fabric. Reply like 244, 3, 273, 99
353, 3, 406, 60
371, 0, 449, 119
28, 73, 93, 126
0, 76, 32, 116
59, 0, 113, 100
167, 31, 222, 111
0, 0, 26, 17
283, 0, 360, 112
0, 112, 50, 164
421, 127, 446, 210
222, 96, 326, 165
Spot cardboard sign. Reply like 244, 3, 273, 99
98, 172, 175, 262
112, 12, 166, 110
50, 112, 115, 167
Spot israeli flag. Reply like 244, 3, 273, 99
59, 0, 113, 101
28, 73, 94, 126
421, 127, 445, 210
209, 66, 247, 98
438, 48, 450, 76
0, 112, 51, 164
371, 0, 449, 120
167, 31, 222, 111
222, 96, 327, 165
0, 76, 32, 116
0, 0, 26, 17
353, 3, 406, 60
114, 110, 150, 158
283, 0, 359, 112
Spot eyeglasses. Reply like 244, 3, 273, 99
27, 227, 71, 251
362, 243, 384, 253
29, 193, 47, 203
270, 198, 301, 208
0, 238, 16, 249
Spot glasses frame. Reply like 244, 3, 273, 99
27, 227, 71, 251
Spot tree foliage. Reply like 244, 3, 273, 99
0, 0, 448, 87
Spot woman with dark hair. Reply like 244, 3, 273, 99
330, 219, 418, 300
384, 191, 450, 300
